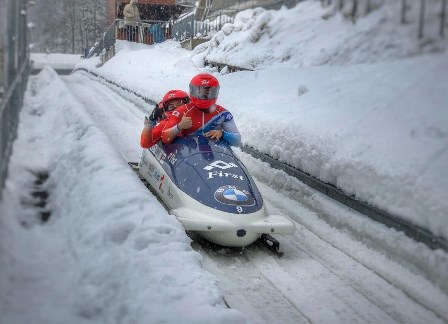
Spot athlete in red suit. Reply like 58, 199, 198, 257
161, 73, 241, 147
140, 89, 189, 148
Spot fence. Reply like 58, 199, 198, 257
207, 0, 302, 16
171, 11, 234, 42
88, 1, 302, 58
171, 0, 302, 42
0, 0, 31, 199
321, 0, 447, 38
87, 19, 172, 59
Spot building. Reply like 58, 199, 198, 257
105, 0, 186, 25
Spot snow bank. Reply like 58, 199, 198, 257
76, 1, 448, 238
0, 67, 245, 324
221, 54, 448, 239
191, 1, 448, 69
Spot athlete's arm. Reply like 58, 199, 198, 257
221, 114, 241, 147
161, 110, 193, 144
140, 124, 154, 148
141, 120, 167, 148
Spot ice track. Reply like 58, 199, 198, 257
63, 72, 448, 324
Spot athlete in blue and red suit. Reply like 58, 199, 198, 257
161, 73, 241, 147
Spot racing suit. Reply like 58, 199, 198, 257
140, 111, 172, 148
161, 103, 241, 146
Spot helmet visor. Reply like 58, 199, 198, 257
190, 84, 220, 100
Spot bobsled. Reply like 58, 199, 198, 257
136, 134, 295, 249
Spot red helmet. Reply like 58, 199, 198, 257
189, 73, 220, 110
160, 89, 189, 111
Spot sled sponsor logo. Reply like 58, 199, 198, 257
147, 162, 155, 173
158, 175, 165, 192
214, 185, 255, 206
168, 152, 177, 165
153, 170, 161, 181
223, 112, 233, 121
150, 144, 166, 164
141, 156, 155, 173
167, 187, 174, 199
203, 160, 238, 171
207, 171, 244, 181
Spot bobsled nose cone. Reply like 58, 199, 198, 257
237, 229, 246, 237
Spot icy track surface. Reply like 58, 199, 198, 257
1, 69, 447, 324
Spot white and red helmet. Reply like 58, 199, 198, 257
160, 89, 189, 111
189, 73, 220, 110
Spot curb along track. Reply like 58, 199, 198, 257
71, 67, 448, 253
241, 146, 448, 252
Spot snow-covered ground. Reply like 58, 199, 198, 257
76, 1, 448, 239
31, 53, 82, 70
1, 1, 448, 323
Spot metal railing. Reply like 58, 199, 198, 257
207, 0, 301, 17
87, 19, 172, 59
87, 1, 301, 59
321, 0, 447, 39
0, 0, 31, 199
172, 0, 302, 42
172, 11, 234, 42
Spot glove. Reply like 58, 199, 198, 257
149, 104, 163, 122
145, 115, 157, 127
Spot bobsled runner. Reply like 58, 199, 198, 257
130, 134, 295, 253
